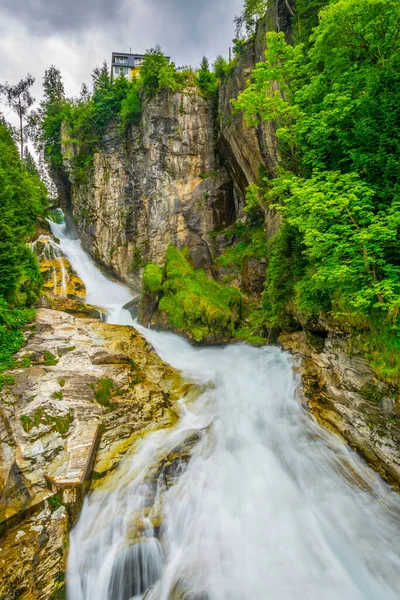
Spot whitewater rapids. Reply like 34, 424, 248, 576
49, 221, 400, 600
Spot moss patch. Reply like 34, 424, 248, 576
143, 264, 163, 294
20, 408, 73, 435
44, 350, 58, 366
149, 246, 242, 342
94, 377, 115, 409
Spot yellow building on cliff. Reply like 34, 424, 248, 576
111, 52, 145, 80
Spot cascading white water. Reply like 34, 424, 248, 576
49, 221, 134, 324
49, 220, 400, 600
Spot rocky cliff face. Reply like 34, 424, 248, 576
217, 1, 293, 239
62, 87, 235, 287
280, 331, 400, 489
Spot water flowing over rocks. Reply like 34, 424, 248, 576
3, 2, 400, 592
280, 331, 400, 488
2, 218, 400, 599
0, 237, 193, 599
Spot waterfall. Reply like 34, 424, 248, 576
48, 221, 400, 600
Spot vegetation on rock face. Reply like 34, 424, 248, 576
143, 264, 163, 294
33, 47, 223, 188
94, 377, 115, 409
0, 121, 47, 384
233, 0, 400, 382
143, 246, 242, 342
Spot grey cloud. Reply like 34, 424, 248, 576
0, 0, 125, 33
0, 0, 243, 110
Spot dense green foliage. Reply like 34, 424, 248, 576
0, 122, 47, 381
139, 47, 179, 98
234, 0, 400, 381
198, 57, 218, 97
144, 247, 242, 342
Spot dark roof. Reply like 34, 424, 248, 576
111, 51, 170, 67
111, 52, 145, 68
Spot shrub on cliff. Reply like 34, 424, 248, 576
140, 47, 179, 98
198, 57, 218, 98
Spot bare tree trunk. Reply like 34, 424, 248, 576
283, 0, 295, 18
20, 113, 23, 161
18, 97, 23, 161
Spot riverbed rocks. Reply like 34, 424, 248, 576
32, 235, 87, 302
0, 304, 191, 599
280, 331, 400, 489
0, 506, 68, 600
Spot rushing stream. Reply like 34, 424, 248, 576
49, 221, 400, 600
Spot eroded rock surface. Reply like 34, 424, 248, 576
0, 304, 191, 599
62, 88, 235, 286
0, 506, 68, 600
280, 331, 400, 488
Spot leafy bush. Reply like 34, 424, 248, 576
119, 80, 142, 131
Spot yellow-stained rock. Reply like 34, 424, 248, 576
0, 506, 68, 600
279, 331, 400, 490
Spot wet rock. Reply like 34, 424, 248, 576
0, 307, 194, 597
33, 235, 86, 302
280, 331, 400, 488
0, 506, 68, 600
90, 350, 131, 365
43, 296, 105, 319
240, 255, 267, 294
123, 295, 141, 319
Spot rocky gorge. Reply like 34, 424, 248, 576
1, 0, 400, 597
50, 3, 400, 485
0, 232, 195, 599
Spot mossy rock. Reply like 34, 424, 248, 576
140, 246, 242, 343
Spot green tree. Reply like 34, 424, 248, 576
213, 55, 229, 80
29, 66, 66, 167
234, 0, 400, 368
140, 47, 178, 97
119, 80, 142, 131
198, 56, 218, 97
0, 74, 35, 159
0, 121, 47, 374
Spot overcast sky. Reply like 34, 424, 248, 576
0, 0, 243, 121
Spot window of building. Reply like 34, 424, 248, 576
115, 56, 128, 64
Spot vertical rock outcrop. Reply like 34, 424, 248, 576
62, 87, 235, 286
217, 0, 293, 237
